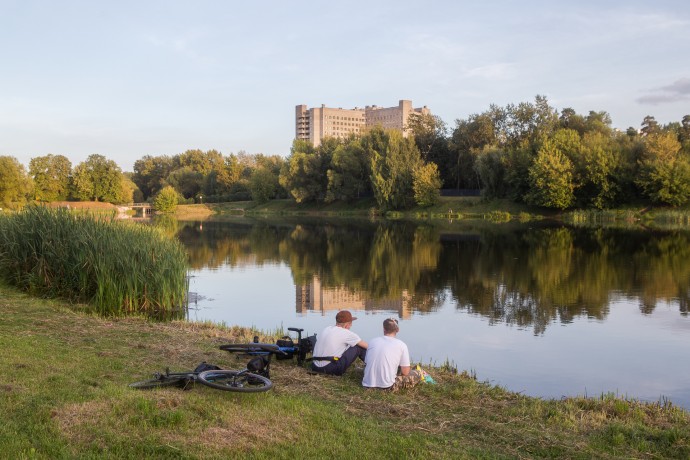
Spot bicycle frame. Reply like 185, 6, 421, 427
219, 327, 316, 366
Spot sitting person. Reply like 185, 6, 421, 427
311, 310, 367, 376
362, 318, 422, 391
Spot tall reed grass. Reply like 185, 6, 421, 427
0, 205, 188, 316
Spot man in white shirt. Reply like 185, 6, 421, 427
362, 318, 422, 391
311, 310, 368, 376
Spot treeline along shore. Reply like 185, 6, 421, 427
2, 97, 690, 214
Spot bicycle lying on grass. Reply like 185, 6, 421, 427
129, 327, 317, 393
129, 362, 273, 393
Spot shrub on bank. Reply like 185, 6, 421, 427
0, 205, 188, 316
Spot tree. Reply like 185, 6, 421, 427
366, 127, 422, 210
132, 155, 174, 200
450, 113, 496, 189
29, 154, 72, 202
559, 108, 586, 135
166, 167, 203, 199
153, 186, 180, 213
407, 112, 453, 188
71, 154, 124, 203
0, 156, 32, 209
249, 167, 279, 203
279, 139, 328, 203
640, 115, 660, 137
525, 140, 576, 209
325, 139, 370, 202
576, 132, 618, 208
120, 174, 141, 204
636, 132, 690, 206
413, 162, 442, 207
584, 111, 613, 136
475, 147, 508, 199
680, 115, 690, 148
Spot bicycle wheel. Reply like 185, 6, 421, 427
197, 369, 272, 393
129, 374, 190, 389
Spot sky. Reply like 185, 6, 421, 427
1, 0, 689, 172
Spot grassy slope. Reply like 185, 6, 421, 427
1, 286, 688, 459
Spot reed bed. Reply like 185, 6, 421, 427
0, 205, 188, 316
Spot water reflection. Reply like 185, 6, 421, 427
175, 218, 690, 334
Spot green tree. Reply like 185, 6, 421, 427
636, 132, 690, 206
279, 139, 329, 203
680, 115, 690, 150
584, 111, 613, 136
576, 132, 619, 208
366, 127, 422, 210
0, 156, 32, 210
325, 139, 370, 202
525, 140, 576, 209
559, 108, 586, 135
166, 167, 203, 199
640, 115, 660, 137
475, 147, 508, 199
153, 186, 180, 213
29, 154, 72, 202
71, 154, 124, 203
413, 162, 442, 207
249, 167, 279, 203
132, 155, 174, 200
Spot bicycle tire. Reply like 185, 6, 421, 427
128, 375, 190, 390
197, 369, 272, 393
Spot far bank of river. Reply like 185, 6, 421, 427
175, 196, 690, 229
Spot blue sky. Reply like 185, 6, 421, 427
1, 0, 689, 171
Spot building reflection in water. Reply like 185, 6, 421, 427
296, 275, 413, 319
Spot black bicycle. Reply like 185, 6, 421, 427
129, 362, 273, 393
219, 327, 317, 377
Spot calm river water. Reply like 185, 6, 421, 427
172, 217, 690, 409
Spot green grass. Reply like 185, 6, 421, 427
1, 285, 688, 459
181, 197, 554, 223
0, 205, 188, 316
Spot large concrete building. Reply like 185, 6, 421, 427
295, 99, 430, 147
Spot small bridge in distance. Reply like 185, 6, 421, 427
124, 203, 154, 217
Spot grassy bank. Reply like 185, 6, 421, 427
176, 198, 690, 229
1, 285, 688, 459
177, 197, 555, 221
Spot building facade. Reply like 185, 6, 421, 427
295, 100, 430, 147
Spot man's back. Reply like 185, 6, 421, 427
362, 336, 410, 388
312, 325, 362, 368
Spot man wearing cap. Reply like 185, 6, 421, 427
311, 310, 367, 376
362, 318, 422, 391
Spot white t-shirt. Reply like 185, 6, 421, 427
312, 325, 362, 368
362, 335, 410, 388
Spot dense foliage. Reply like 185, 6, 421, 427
0, 156, 32, 210
0, 206, 188, 315
3, 98, 689, 210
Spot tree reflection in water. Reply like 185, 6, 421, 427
174, 218, 690, 334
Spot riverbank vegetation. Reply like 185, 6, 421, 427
0, 206, 188, 316
2, 98, 688, 214
1, 286, 688, 459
